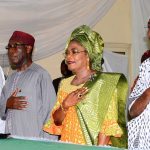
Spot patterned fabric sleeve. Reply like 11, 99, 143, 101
101, 89, 123, 137
128, 58, 150, 149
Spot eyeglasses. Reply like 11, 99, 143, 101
63, 49, 86, 58
5, 43, 27, 50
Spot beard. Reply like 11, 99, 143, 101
10, 63, 22, 70
9, 56, 27, 70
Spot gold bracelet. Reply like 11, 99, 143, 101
60, 103, 68, 113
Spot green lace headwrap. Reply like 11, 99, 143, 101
65, 25, 104, 71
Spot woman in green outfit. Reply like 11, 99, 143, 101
43, 25, 128, 148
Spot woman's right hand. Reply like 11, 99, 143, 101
62, 87, 88, 110
53, 87, 88, 126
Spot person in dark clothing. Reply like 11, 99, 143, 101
53, 59, 73, 94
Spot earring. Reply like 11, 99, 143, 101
87, 66, 90, 70
86, 57, 90, 70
